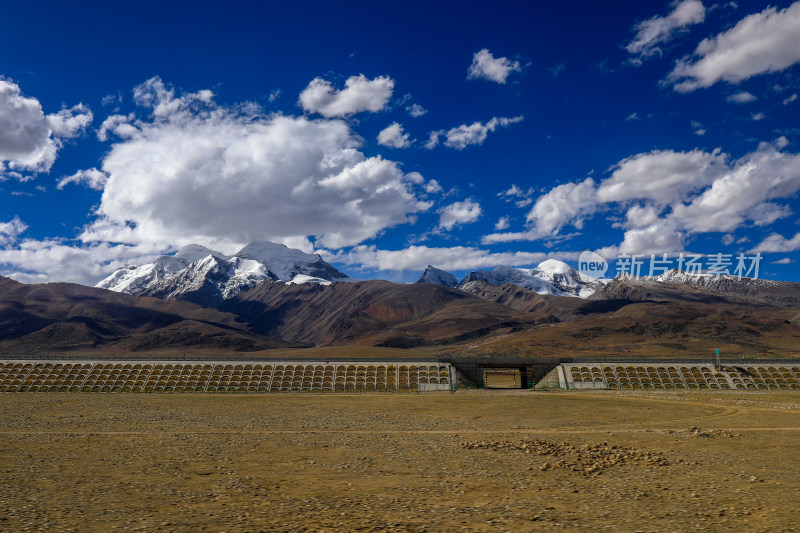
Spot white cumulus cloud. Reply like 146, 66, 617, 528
406, 103, 427, 117
483, 178, 598, 244
423, 179, 443, 194
97, 113, 137, 141
617, 221, 686, 255
750, 232, 800, 253
503, 188, 534, 207
727, 91, 757, 103
668, 2, 800, 91
57, 168, 109, 190
133, 77, 213, 118
598, 148, 728, 204
0, 80, 92, 177
667, 140, 799, 234
426, 116, 523, 150
377, 122, 413, 148
46, 104, 93, 138
0, 240, 166, 285
0, 217, 28, 246
467, 49, 522, 84
80, 80, 432, 252
298, 74, 394, 118
626, 0, 706, 63
526, 178, 599, 233
483, 138, 800, 255
0, 79, 440, 285
494, 216, 510, 231
619, 204, 661, 229
437, 199, 482, 231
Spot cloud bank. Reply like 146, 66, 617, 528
323, 245, 560, 272
484, 138, 800, 255
1, 77, 442, 284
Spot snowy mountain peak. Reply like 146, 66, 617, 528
416, 265, 458, 288
456, 260, 599, 298
237, 241, 315, 262
536, 259, 573, 275
234, 241, 335, 282
175, 244, 229, 263
96, 241, 348, 307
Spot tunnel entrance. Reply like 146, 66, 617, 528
483, 368, 522, 388
446, 357, 563, 389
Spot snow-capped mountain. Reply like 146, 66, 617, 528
96, 244, 228, 295
97, 241, 348, 307
456, 260, 600, 298
619, 268, 786, 293
595, 268, 800, 308
234, 241, 346, 282
416, 265, 458, 288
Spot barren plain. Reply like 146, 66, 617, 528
1, 391, 799, 532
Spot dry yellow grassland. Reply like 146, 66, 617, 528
1, 390, 799, 531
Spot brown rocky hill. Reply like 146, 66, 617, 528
450, 279, 800, 358
457, 279, 586, 317
0, 276, 288, 354
220, 279, 540, 346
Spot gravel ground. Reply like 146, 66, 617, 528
0, 390, 799, 531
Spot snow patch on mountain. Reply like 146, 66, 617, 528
287, 274, 333, 286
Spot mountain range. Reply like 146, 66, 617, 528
97, 242, 348, 307
595, 270, 800, 309
100, 242, 601, 304
219, 279, 536, 347
0, 275, 290, 354
0, 240, 796, 357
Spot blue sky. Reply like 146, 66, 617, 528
1, 0, 800, 285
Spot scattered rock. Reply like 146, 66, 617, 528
459, 438, 669, 475
665, 427, 739, 439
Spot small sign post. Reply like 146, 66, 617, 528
715, 349, 721, 371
